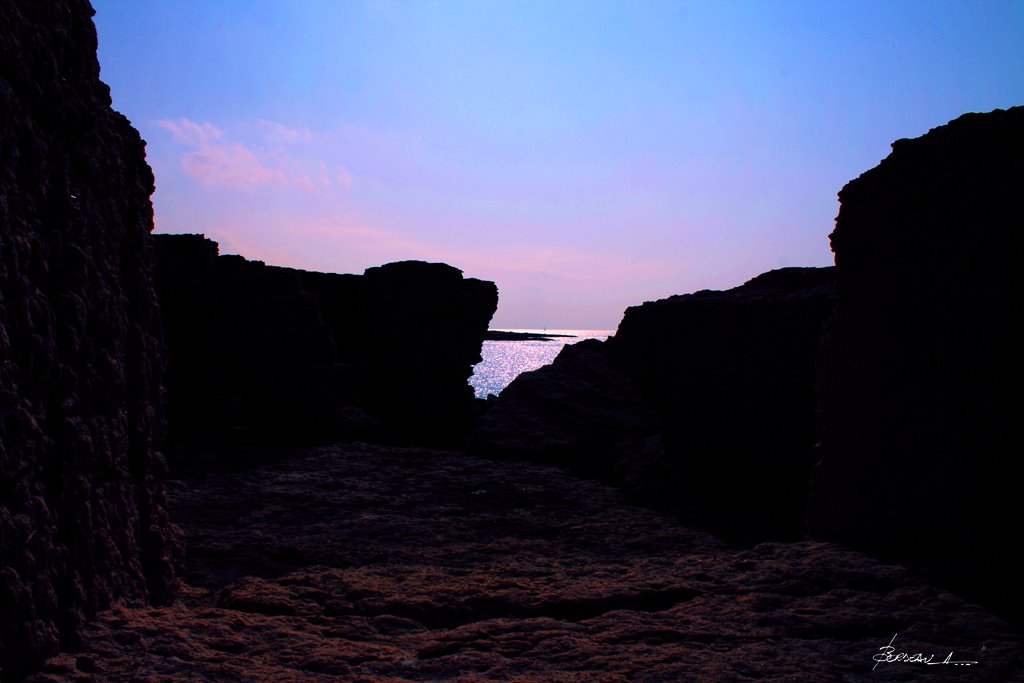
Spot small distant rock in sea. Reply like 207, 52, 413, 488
484, 330, 577, 341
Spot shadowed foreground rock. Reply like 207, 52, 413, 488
29, 443, 1024, 682
808, 107, 1023, 621
473, 267, 836, 541
471, 338, 667, 491
154, 234, 497, 446
0, 0, 178, 677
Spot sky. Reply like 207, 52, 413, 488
91, 0, 1023, 329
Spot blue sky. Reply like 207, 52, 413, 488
92, 0, 1023, 328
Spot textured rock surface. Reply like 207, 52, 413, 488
808, 107, 1023, 621
29, 443, 1024, 682
153, 234, 497, 446
0, 0, 179, 677
473, 267, 836, 541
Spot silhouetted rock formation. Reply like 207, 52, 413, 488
0, 0, 179, 677
357, 260, 500, 441
808, 107, 1023, 620
613, 267, 837, 538
471, 339, 668, 494
473, 267, 836, 540
153, 234, 497, 448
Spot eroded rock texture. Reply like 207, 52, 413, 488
473, 267, 836, 541
28, 443, 1024, 682
153, 234, 497, 447
808, 107, 1023, 621
0, 0, 178, 677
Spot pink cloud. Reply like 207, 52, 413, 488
258, 119, 313, 144
157, 117, 348, 193
180, 143, 288, 190
157, 118, 222, 146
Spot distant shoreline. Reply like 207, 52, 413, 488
485, 330, 578, 341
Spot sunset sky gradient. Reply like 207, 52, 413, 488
92, 0, 1023, 328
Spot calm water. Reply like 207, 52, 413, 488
470, 329, 614, 398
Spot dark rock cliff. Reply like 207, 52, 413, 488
153, 234, 497, 449
807, 107, 1023, 619
0, 0, 179, 678
611, 267, 836, 538
473, 267, 836, 540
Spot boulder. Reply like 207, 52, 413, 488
0, 0, 179, 676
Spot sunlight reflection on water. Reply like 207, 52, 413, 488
470, 329, 614, 398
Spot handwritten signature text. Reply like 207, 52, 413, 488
872, 634, 978, 670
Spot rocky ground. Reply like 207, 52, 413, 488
29, 443, 1024, 682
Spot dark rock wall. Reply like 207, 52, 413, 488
473, 268, 836, 540
154, 234, 497, 447
610, 267, 836, 538
0, 0, 179, 678
808, 107, 1023, 617
154, 235, 351, 441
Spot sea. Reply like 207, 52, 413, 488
469, 329, 615, 398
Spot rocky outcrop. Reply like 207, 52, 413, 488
0, 0, 179, 678
471, 339, 668, 494
808, 107, 1023, 619
356, 259, 500, 441
153, 234, 497, 448
473, 267, 836, 540
613, 267, 836, 538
